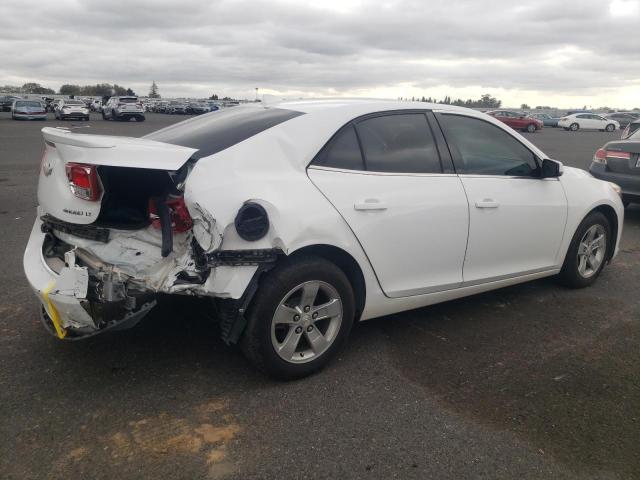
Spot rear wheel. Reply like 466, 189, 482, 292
240, 255, 355, 379
605, 123, 615, 132
559, 211, 610, 288
570, 123, 579, 131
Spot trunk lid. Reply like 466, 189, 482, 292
602, 140, 640, 175
38, 127, 198, 225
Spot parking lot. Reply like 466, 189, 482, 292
1, 112, 639, 479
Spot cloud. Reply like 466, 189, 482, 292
1, 0, 639, 107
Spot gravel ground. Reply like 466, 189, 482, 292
1, 112, 638, 480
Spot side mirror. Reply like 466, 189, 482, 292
541, 159, 563, 178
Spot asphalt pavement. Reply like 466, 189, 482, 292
1, 112, 638, 480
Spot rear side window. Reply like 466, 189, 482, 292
313, 125, 364, 170
438, 114, 539, 176
355, 114, 441, 173
145, 106, 304, 159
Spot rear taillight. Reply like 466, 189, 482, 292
65, 163, 102, 201
593, 149, 631, 165
593, 148, 607, 164
607, 150, 631, 160
149, 196, 193, 232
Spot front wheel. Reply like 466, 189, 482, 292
240, 255, 355, 379
605, 123, 615, 132
526, 123, 536, 133
558, 211, 611, 288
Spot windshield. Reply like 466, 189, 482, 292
16, 101, 43, 107
145, 106, 304, 159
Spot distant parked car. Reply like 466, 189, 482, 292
167, 101, 188, 114
90, 99, 102, 112
558, 114, 619, 132
621, 118, 640, 139
11, 100, 47, 120
102, 96, 145, 121
590, 133, 640, 207
54, 99, 90, 121
0, 95, 21, 112
605, 112, 639, 128
486, 110, 543, 133
187, 102, 210, 114
529, 113, 560, 127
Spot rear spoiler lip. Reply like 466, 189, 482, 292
41, 127, 198, 171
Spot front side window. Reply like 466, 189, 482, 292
355, 113, 441, 173
438, 114, 539, 176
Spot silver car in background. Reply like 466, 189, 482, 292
11, 100, 47, 120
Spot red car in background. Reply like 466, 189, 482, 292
486, 110, 543, 133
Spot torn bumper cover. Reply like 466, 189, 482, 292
24, 214, 280, 340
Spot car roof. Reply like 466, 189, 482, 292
197, 99, 548, 169
273, 98, 474, 116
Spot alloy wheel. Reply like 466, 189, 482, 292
577, 224, 607, 278
270, 280, 343, 364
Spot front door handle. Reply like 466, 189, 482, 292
354, 199, 387, 211
475, 199, 499, 209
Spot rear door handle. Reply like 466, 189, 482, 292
354, 199, 387, 211
475, 199, 499, 209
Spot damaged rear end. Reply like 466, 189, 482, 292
24, 127, 259, 340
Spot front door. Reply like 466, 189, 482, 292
436, 112, 567, 283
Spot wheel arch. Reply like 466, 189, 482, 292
591, 204, 619, 261
287, 244, 366, 321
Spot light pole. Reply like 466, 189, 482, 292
255, 87, 258, 102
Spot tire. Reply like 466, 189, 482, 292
526, 123, 536, 133
605, 124, 615, 132
570, 123, 579, 131
137, 115, 145, 122
240, 255, 355, 379
558, 211, 611, 288
102, 110, 107, 120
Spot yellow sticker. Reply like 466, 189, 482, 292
42, 281, 67, 339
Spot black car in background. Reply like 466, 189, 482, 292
605, 112, 639, 128
0, 95, 21, 111
590, 136, 640, 207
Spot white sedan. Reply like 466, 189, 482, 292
558, 113, 619, 132
24, 100, 624, 378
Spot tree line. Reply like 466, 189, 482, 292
0, 82, 137, 97
401, 93, 502, 108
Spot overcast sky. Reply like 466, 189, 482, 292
1, 0, 639, 107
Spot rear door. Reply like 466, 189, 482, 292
308, 111, 469, 298
576, 114, 596, 129
435, 112, 567, 283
